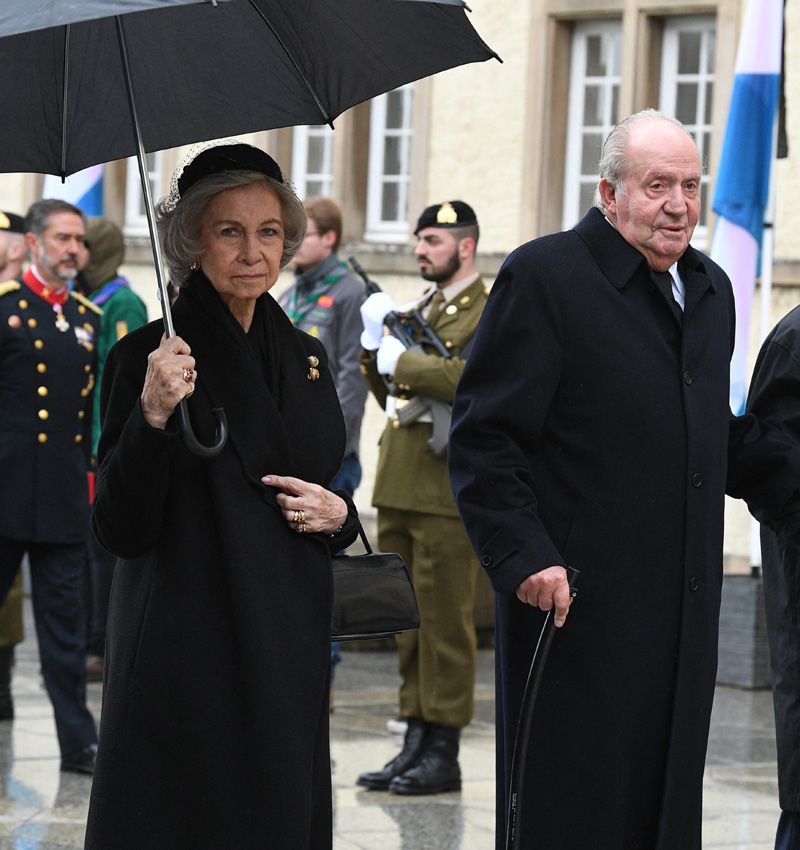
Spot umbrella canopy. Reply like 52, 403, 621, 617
0, 0, 498, 178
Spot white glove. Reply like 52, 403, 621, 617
360, 292, 396, 350
376, 336, 406, 376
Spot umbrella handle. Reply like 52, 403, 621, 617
176, 401, 228, 459
505, 566, 579, 850
116, 14, 229, 459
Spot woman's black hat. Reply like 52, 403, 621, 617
176, 143, 284, 199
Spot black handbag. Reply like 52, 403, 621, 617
331, 522, 420, 642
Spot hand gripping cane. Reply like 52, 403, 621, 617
505, 567, 579, 850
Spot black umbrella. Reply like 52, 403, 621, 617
0, 0, 499, 454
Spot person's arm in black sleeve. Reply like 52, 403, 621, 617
92, 336, 180, 559
448, 246, 567, 597
732, 317, 800, 543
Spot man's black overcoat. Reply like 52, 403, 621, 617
449, 209, 800, 850
84, 275, 356, 850
746, 305, 800, 814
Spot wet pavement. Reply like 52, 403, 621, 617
0, 602, 783, 849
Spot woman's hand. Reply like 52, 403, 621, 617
141, 335, 196, 429
263, 474, 348, 535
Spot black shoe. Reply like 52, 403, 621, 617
61, 744, 97, 776
356, 718, 428, 790
388, 724, 461, 795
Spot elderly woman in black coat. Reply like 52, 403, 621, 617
84, 142, 358, 850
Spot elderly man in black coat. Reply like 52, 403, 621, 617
449, 109, 800, 850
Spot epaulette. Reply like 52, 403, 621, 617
0, 281, 20, 297
69, 290, 103, 315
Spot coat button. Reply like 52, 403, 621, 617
480, 554, 493, 567
691, 472, 703, 488
683, 371, 693, 385
74, 434, 82, 443
34, 339, 44, 350
689, 577, 699, 592
37, 386, 48, 397
37, 433, 47, 444
37, 363, 46, 374
38, 409, 49, 420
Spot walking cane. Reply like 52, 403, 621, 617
505, 567, 579, 850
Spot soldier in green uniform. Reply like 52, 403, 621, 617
357, 201, 487, 795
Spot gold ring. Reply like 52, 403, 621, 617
183, 368, 193, 383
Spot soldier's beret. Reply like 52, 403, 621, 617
0, 212, 25, 234
414, 201, 477, 235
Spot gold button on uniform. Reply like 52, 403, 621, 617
445, 340, 454, 349
84, 364, 91, 373
27, 318, 37, 328
37, 386, 48, 397
78, 411, 85, 419
37, 433, 47, 444
80, 388, 88, 397
78, 305, 86, 314
445, 304, 458, 315
18, 299, 28, 309
74, 434, 82, 443
34, 339, 44, 350
37, 363, 46, 374
38, 409, 49, 420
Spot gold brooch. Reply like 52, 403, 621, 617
307, 355, 320, 381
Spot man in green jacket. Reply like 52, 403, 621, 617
357, 201, 487, 795
82, 217, 147, 679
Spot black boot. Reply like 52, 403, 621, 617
356, 718, 428, 790
0, 647, 14, 721
388, 723, 461, 795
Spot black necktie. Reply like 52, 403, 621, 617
651, 270, 682, 323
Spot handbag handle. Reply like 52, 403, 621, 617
354, 520, 374, 555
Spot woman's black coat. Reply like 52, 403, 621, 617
449, 209, 800, 850
84, 276, 355, 850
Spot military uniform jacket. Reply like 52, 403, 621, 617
0, 279, 98, 544
448, 208, 800, 850
362, 275, 487, 518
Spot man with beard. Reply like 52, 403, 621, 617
356, 201, 487, 795
0, 199, 99, 774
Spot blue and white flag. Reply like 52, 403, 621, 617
42, 165, 104, 216
710, 0, 782, 414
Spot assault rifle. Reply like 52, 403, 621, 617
349, 255, 453, 456
348, 256, 451, 359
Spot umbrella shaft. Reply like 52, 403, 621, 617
114, 15, 174, 339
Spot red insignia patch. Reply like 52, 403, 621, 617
317, 295, 335, 308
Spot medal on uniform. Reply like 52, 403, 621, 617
53, 304, 69, 332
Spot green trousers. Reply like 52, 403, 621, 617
378, 507, 478, 729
